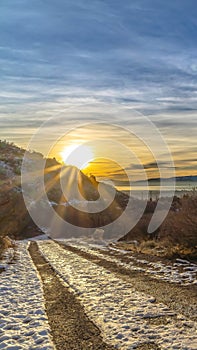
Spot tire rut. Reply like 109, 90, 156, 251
56, 241, 197, 321
29, 241, 115, 350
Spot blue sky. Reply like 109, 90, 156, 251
0, 0, 197, 176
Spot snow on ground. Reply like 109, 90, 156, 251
0, 242, 55, 350
60, 239, 197, 285
26, 234, 50, 241
38, 240, 197, 350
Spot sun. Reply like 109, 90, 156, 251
60, 144, 94, 170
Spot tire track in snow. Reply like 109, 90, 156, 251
57, 241, 197, 321
38, 240, 197, 350
29, 242, 114, 350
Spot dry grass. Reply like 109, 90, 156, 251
117, 239, 197, 260
0, 236, 15, 259
120, 196, 197, 261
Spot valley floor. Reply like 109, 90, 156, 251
0, 238, 197, 349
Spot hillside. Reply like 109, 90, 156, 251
0, 140, 128, 249
0, 141, 29, 254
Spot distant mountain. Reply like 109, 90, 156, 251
113, 175, 197, 187
141, 175, 197, 183
172, 175, 197, 182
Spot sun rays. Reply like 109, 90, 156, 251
60, 144, 94, 170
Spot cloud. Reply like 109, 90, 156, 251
0, 0, 197, 177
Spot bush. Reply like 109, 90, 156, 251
140, 240, 157, 250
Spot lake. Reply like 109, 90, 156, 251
116, 181, 197, 199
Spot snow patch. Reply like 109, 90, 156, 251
0, 242, 55, 349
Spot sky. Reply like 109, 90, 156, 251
0, 0, 197, 180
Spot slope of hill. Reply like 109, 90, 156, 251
0, 140, 128, 250
0, 141, 29, 254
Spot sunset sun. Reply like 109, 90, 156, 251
60, 144, 94, 170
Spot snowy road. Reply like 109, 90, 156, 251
1, 240, 196, 349
0, 242, 55, 350
38, 240, 197, 350
58, 240, 197, 285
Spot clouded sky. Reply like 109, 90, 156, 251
0, 0, 197, 178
